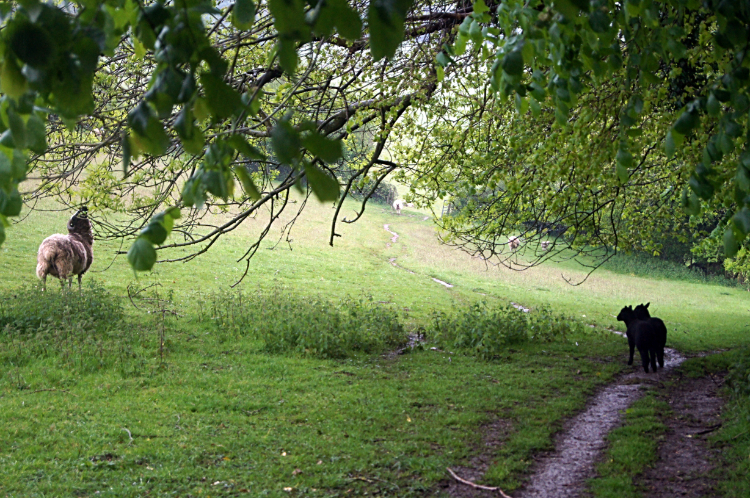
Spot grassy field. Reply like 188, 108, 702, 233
1, 192, 749, 496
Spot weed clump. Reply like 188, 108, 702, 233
200, 290, 406, 358
0, 281, 123, 334
430, 302, 582, 360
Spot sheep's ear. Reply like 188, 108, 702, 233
645, 302, 650, 308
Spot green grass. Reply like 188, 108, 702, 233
1, 191, 749, 495
588, 393, 669, 498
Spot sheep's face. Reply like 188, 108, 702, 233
67, 208, 91, 234
634, 303, 651, 320
616, 305, 633, 322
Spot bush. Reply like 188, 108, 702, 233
429, 302, 581, 360
199, 290, 406, 358
0, 281, 124, 335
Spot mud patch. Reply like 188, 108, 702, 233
638, 372, 725, 498
514, 348, 686, 498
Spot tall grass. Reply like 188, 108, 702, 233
196, 289, 407, 358
602, 251, 739, 287
429, 301, 585, 360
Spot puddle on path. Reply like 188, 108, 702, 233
514, 348, 686, 498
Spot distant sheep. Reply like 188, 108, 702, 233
541, 240, 551, 251
508, 236, 521, 251
36, 207, 94, 291
616, 303, 667, 373
392, 199, 414, 215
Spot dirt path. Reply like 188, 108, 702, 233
384, 224, 454, 288
513, 348, 687, 498
638, 371, 725, 498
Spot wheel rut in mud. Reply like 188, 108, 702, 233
514, 348, 686, 498
638, 370, 725, 498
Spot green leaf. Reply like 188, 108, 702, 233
689, 174, 714, 200
0, 153, 12, 191
128, 237, 157, 272
271, 118, 301, 165
529, 97, 541, 117
200, 72, 243, 120
203, 169, 230, 200
0, 58, 27, 99
368, 0, 411, 61
665, 130, 676, 159
732, 208, 750, 236
7, 108, 26, 150
304, 161, 340, 202
10, 21, 54, 68
25, 114, 47, 154
724, 227, 740, 257
227, 134, 265, 160
473, 0, 489, 14
302, 132, 343, 163
276, 38, 298, 75
330, 0, 362, 40
706, 93, 720, 117
122, 132, 131, 176
673, 109, 699, 135
232, 0, 256, 30
141, 221, 168, 245
501, 49, 524, 76
553, 0, 582, 19
10, 150, 25, 181
0, 188, 21, 216
588, 10, 610, 33
681, 187, 701, 216
234, 165, 261, 200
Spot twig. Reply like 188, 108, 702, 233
446, 467, 512, 497
689, 423, 722, 436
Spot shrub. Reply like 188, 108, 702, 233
347, 176, 398, 206
0, 281, 124, 335
199, 290, 406, 358
430, 302, 581, 360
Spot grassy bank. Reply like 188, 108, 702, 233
0, 192, 748, 495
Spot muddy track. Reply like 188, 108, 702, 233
441, 347, 689, 498
513, 348, 687, 498
638, 371, 725, 498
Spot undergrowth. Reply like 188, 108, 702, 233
602, 252, 740, 288
197, 289, 407, 358
429, 302, 584, 359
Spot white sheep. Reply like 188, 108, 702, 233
36, 207, 94, 291
392, 199, 414, 215
508, 235, 521, 251
541, 240, 551, 251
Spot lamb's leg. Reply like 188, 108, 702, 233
59, 277, 66, 291
628, 338, 635, 365
41, 274, 46, 292
78, 274, 82, 292
650, 348, 658, 372
639, 348, 650, 373
657, 348, 665, 368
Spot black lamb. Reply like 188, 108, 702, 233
634, 302, 667, 369
36, 207, 94, 291
616, 304, 667, 373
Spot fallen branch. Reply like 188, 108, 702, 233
446, 467, 512, 497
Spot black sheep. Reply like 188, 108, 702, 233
616, 304, 665, 373
634, 302, 667, 368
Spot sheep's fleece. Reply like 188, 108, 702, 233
36, 207, 93, 287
